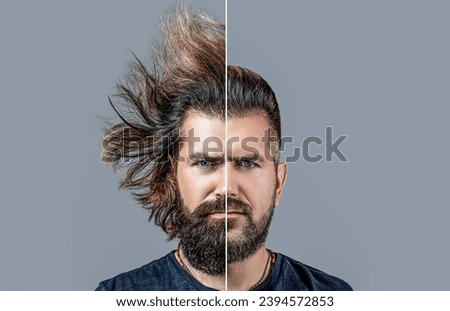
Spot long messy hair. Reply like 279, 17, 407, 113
101, 6, 225, 240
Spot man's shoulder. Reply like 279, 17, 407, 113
272, 253, 353, 291
95, 252, 177, 291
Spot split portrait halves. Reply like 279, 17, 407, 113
96, 5, 352, 291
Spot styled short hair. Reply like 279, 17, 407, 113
101, 6, 280, 239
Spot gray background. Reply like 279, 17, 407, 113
0, 0, 449, 290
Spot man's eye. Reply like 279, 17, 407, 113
240, 161, 256, 168
196, 160, 212, 168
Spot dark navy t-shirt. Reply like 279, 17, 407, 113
96, 250, 352, 291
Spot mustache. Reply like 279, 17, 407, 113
191, 196, 252, 218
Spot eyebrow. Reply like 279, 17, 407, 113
188, 152, 223, 162
187, 152, 264, 163
227, 153, 264, 163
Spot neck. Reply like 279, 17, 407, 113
177, 246, 271, 291
227, 247, 272, 290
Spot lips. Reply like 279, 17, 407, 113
191, 196, 252, 218
205, 209, 246, 215
209, 210, 247, 215
226, 210, 247, 215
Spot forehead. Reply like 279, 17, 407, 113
180, 112, 270, 140
227, 115, 270, 139
179, 112, 271, 159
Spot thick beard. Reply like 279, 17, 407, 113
176, 196, 275, 276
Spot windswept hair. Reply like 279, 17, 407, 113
101, 6, 280, 240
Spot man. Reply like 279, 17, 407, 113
96, 7, 351, 291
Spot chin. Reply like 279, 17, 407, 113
226, 227, 247, 242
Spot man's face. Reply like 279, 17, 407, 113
175, 112, 287, 275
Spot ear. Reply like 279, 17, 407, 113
274, 162, 287, 207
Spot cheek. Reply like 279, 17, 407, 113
238, 169, 276, 209
176, 165, 216, 212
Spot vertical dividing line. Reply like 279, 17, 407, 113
224, 0, 228, 292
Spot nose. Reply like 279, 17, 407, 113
226, 164, 239, 197
213, 163, 239, 198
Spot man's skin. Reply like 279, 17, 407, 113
176, 112, 287, 290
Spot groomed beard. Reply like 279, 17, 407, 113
176, 195, 275, 276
